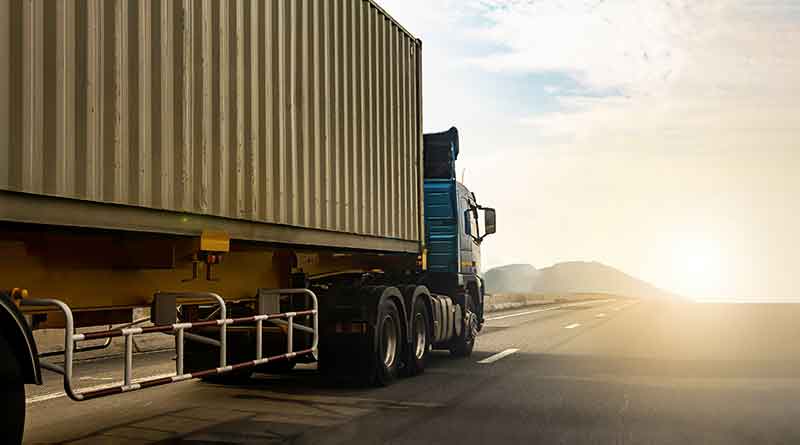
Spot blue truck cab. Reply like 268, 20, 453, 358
423, 128, 496, 330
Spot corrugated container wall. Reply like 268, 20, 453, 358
0, 0, 423, 250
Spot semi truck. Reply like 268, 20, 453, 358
0, 0, 496, 442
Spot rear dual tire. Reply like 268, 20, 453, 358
367, 298, 403, 386
318, 288, 408, 387
403, 298, 430, 376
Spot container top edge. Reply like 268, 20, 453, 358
366, 0, 422, 45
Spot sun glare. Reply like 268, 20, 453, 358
669, 237, 725, 297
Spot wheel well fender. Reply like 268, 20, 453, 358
358, 286, 407, 324
361, 286, 408, 342
0, 291, 41, 384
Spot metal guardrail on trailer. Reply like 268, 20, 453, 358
22, 289, 318, 401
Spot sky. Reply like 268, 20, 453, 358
378, 0, 800, 300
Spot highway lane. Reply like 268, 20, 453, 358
22, 298, 800, 444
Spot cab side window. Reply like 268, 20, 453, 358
463, 201, 473, 237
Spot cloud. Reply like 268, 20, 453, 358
470, 0, 800, 154
467, 0, 713, 94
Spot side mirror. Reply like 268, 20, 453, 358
484, 208, 496, 236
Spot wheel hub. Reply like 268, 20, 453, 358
413, 313, 427, 360
381, 315, 398, 368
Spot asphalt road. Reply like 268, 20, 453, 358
22, 298, 800, 444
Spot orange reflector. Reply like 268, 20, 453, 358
10, 288, 28, 307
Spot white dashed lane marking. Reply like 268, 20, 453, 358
477, 348, 520, 364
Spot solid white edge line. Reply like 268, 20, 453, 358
486, 298, 616, 321
477, 348, 520, 364
564, 323, 581, 329
25, 392, 66, 405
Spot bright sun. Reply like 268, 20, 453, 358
669, 237, 725, 297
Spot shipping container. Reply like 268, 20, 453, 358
0, 0, 423, 253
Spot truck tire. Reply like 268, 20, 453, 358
366, 297, 403, 386
0, 334, 26, 444
403, 298, 430, 376
318, 287, 405, 386
449, 323, 475, 357
450, 291, 478, 358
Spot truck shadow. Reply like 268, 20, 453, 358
54, 359, 451, 444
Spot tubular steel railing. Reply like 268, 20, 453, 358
23, 288, 318, 401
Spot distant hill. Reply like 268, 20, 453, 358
483, 261, 679, 300
483, 264, 541, 294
